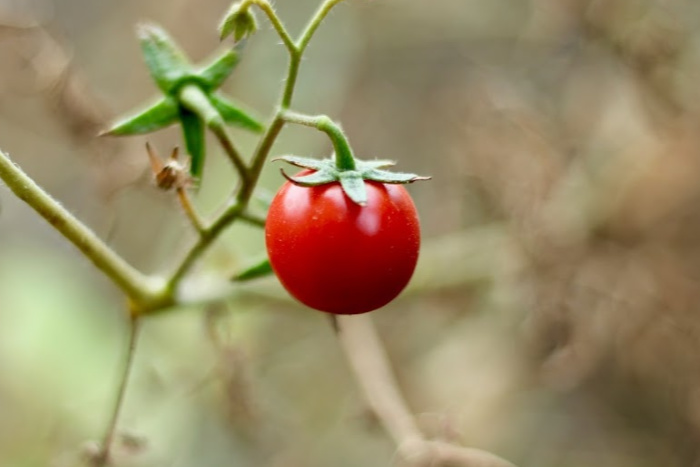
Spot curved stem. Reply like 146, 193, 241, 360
280, 111, 356, 170
94, 316, 142, 467
177, 188, 206, 234
250, 0, 296, 53
0, 151, 166, 310
336, 315, 517, 467
281, 0, 348, 109
297, 0, 348, 53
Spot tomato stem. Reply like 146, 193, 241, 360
280, 110, 356, 170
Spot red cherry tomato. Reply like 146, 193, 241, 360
265, 172, 421, 315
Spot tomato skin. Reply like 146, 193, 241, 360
265, 172, 421, 315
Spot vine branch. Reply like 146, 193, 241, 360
177, 187, 206, 234
93, 316, 142, 467
336, 315, 517, 467
247, 0, 296, 53
167, 0, 350, 289
0, 150, 169, 312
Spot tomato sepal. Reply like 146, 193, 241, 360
275, 155, 430, 205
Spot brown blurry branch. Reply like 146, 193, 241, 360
337, 315, 516, 467
9, 24, 148, 199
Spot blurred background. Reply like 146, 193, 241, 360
2, 0, 700, 465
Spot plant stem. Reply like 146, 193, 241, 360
179, 85, 248, 181
166, 0, 352, 289
0, 150, 166, 310
336, 315, 517, 467
297, 0, 348, 53
249, 0, 295, 53
210, 122, 250, 183
177, 188, 206, 234
281, 58, 301, 110
280, 111, 356, 169
94, 316, 142, 467
239, 210, 266, 228
280, 0, 348, 108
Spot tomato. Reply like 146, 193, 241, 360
265, 172, 421, 315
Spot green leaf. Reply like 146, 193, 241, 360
209, 93, 263, 132
197, 48, 240, 90
179, 108, 206, 178
138, 23, 192, 94
231, 255, 273, 281
339, 172, 367, 205
103, 98, 179, 136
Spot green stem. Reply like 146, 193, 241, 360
95, 316, 141, 467
239, 210, 266, 228
280, 0, 349, 108
166, 0, 351, 288
177, 188, 206, 234
249, 0, 296, 53
179, 85, 248, 180
167, 115, 284, 289
281, 57, 301, 110
297, 0, 348, 53
0, 150, 167, 311
280, 111, 356, 170
167, 201, 245, 286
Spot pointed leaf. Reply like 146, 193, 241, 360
274, 155, 331, 171
179, 109, 206, 179
103, 98, 179, 136
138, 23, 192, 94
197, 48, 240, 90
231, 255, 273, 281
365, 168, 431, 184
282, 169, 336, 186
209, 93, 263, 132
339, 172, 367, 205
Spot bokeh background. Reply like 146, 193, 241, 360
2, 0, 700, 465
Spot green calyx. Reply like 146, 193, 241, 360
103, 23, 263, 178
275, 155, 430, 206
